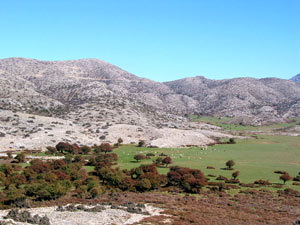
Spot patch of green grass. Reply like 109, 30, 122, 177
31, 152, 47, 156
114, 136, 300, 191
83, 166, 95, 172
190, 115, 300, 131
19, 163, 30, 168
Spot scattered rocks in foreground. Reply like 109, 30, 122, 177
4, 209, 50, 225
56, 202, 149, 215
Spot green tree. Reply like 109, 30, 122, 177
226, 160, 235, 169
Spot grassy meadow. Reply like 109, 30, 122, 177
114, 135, 300, 191
189, 115, 300, 131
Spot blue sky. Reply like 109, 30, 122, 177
0, 0, 299, 81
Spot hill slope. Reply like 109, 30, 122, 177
0, 57, 300, 124
291, 74, 300, 82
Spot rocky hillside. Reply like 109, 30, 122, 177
0, 58, 234, 150
291, 74, 300, 82
0, 57, 299, 149
165, 76, 300, 124
0, 57, 300, 127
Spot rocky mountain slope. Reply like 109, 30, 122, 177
1, 57, 299, 121
291, 73, 300, 82
165, 76, 300, 124
0, 57, 299, 150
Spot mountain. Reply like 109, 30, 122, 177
0, 57, 300, 125
165, 76, 300, 122
291, 74, 300, 82
1, 57, 300, 150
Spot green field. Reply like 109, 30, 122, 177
189, 115, 300, 131
114, 135, 300, 191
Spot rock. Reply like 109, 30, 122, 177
56, 206, 65, 212
84, 206, 105, 212
39, 215, 51, 225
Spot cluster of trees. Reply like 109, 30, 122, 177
133, 153, 173, 168
0, 142, 210, 208
2, 140, 298, 209
167, 166, 208, 193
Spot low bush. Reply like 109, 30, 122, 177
254, 179, 272, 185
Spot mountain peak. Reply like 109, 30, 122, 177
291, 74, 300, 82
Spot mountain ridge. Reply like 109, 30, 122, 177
291, 73, 300, 82
0, 57, 300, 125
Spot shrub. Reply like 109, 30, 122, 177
6, 152, 13, 159
280, 173, 292, 184
216, 175, 228, 181
15, 152, 26, 163
130, 164, 166, 191
134, 154, 146, 162
167, 166, 208, 193
46, 146, 57, 154
136, 178, 151, 191
207, 174, 216, 177
228, 138, 236, 144
162, 157, 173, 167
0, 164, 13, 176
51, 159, 66, 170
56, 142, 72, 153
5, 185, 25, 205
206, 166, 215, 169
55, 142, 80, 154
29, 159, 51, 174
293, 176, 300, 182
138, 140, 146, 147
64, 154, 73, 164
225, 179, 240, 184
274, 170, 287, 174
254, 179, 272, 185
154, 157, 164, 166
117, 138, 123, 145
80, 146, 91, 154
232, 171, 240, 179
53, 170, 70, 180
97, 143, 113, 154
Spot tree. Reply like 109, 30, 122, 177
162, 157, 173, 167
134, 154, 146, 162
280, 173, 292, 184
167, 166, 208, 193
46, 146, 57, 155
51, 159, 66, 170
232, 171, 240, 179
99, 143, 112, 154
228, 138, 236, 144
154, 157, 163, 166
0, 164, 13, 176
138, 140, 145, 147
226, 160, 235, 169
15, 152, 26, 163
136, 178, 151, 191
6, 152, 13, 159
80, 146, 91, 154
56, 142, 72, 154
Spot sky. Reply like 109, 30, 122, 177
0, 0, 299, 82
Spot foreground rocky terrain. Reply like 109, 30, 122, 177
1, 191, 300, 225
0, 202, 164, 225
0, 109, 232, 150
0, 57, 299, 150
